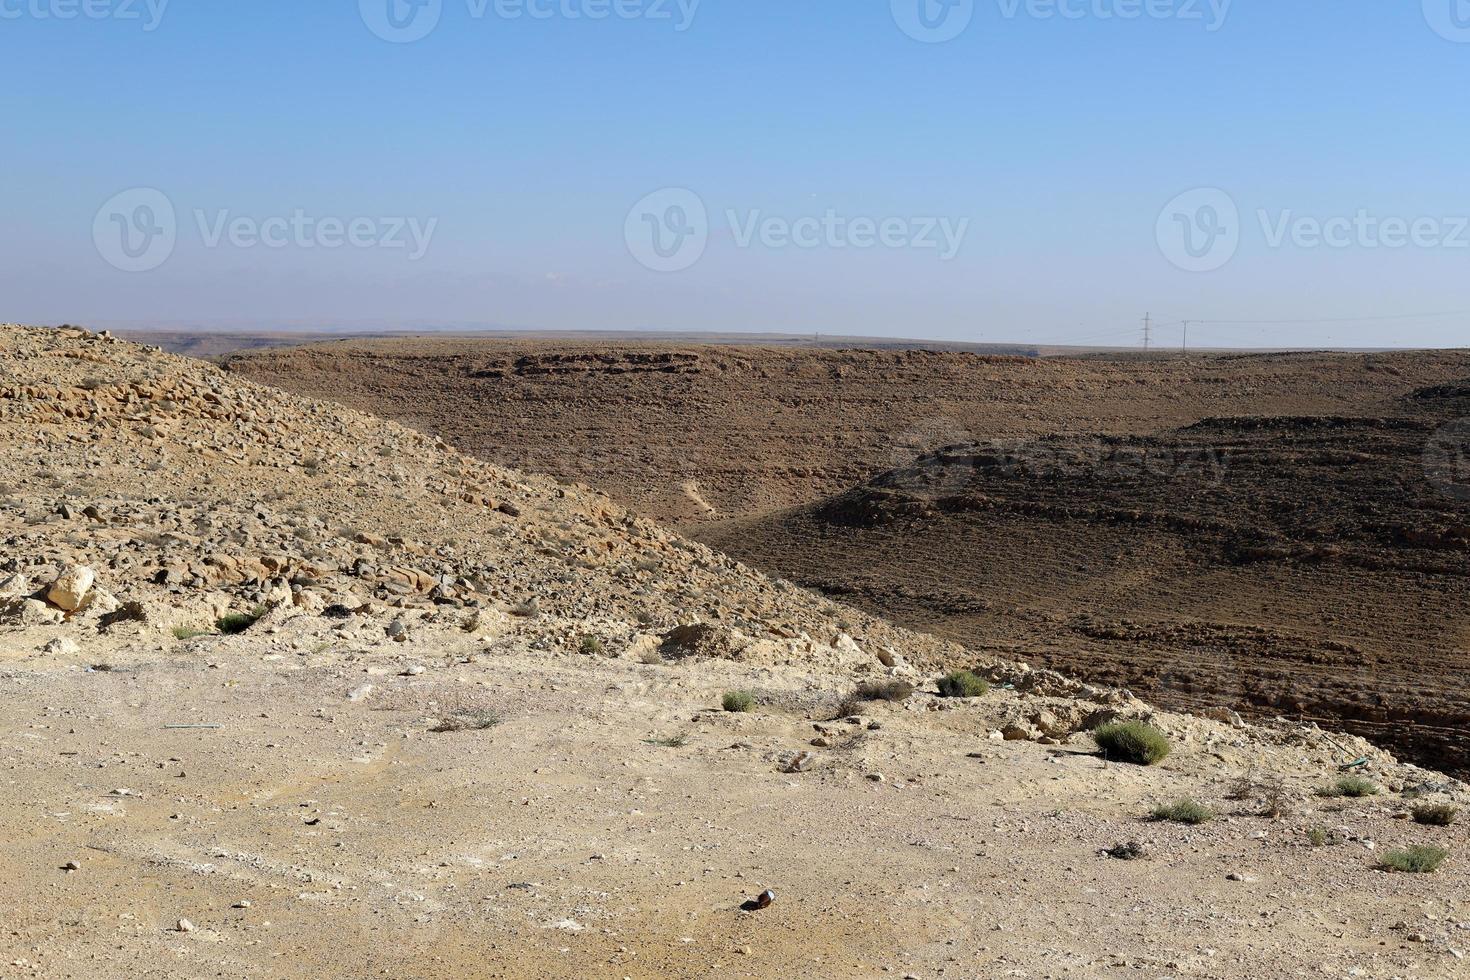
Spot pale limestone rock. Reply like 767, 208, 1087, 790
46, 566, 95, 612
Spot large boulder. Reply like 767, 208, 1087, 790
46, 566, 95, 612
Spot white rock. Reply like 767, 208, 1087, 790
77, 588, 120, 619
42, 637, 79, 656
17, 599, 65, 626
47, 566, 95, 612
0, 573, 29, 600
175, 918, 195, 933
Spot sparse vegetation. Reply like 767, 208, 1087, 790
1306, 825, 1338, 847
935, 670, 988, 698
1259, 774, 1289, 818
1226, 771, 1288, 816
216, 605, 267, 635
1412, 803, 1460, 827
853, 680, 915, 702
1102, 841, 1148, 860
1316, 775, 1379, 799
578, 634, 604, 656
1381, 845, 1449, 874
1151, 798, 1214, 825
430, 711, 500, 733
823, 694, 862, 721
643, 734, 689, 748
722, 690, 755, 713
1092, 720, 1171, 766
171, 625, 209, 640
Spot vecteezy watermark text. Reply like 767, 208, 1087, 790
0, 0, 168, 30
93, 188, 438, 272
359, 0, 699, 42
728, 211, 969, 260
624, 189, 969, 272
891, 0, 1229, 42
1157, 188, 1470, 272
195, 210, 437, 259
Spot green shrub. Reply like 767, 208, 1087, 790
171, 625, 208, 640
722, 690, 755, 713
936, 671, 989, 698
1317, 775, 1379, 799
215, 605, 267, 635
578, 635, 604, 656
1151, 798, 1214, 825
1093, 721, 1171, 765
1412, 803, 1460, 827
1381, 845, 1449, 874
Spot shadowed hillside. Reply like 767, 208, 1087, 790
701, 389, 1470, 773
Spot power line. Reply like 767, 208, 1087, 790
1179, 310, 1470, 326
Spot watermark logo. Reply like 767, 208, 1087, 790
361, 0, 699, 42
1423, 0, 1470, 42
360, 0, 442, 42
892, 0, 974, 42
93, 190, 439, 270
625, 190, 970, 271
625, 188, 709, 273
892, 0, 1231, 41
93, 188, 176, 273
1158, 189, 1470, 272
193, 210, 438, 259
1424, 419, 1470, 501
996, 0, 1231, 31
0, 0, 170, 30
1259, 210, 1470, 251
1156, 188, 1240, 273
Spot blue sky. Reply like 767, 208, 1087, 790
3, 1, 1469, 348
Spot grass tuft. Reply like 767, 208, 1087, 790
1151, 798, 1214, 825
721, 690, 755, 713
216, 605, 267, 635
853, 680, 915, 703
1381, 844, 1449, 874
643, 734, 689, 748
578, 635, 604, 656
936, 671, 989, 699
1093, 720, 1171, 766
1411, 803, 1459, 827
1316, 775, 1379, 799
171, 625, 209, 640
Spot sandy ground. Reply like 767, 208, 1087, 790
3, 619, 1467, 980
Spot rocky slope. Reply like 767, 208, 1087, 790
3, 325, 1468, 978
701, 401, 1470, 777
223, 339, 1470, 524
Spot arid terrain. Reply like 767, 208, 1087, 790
4, 323, 1468, 977
226, 339, 1470, 776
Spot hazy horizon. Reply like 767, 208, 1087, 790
7, 2, 1470, 349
